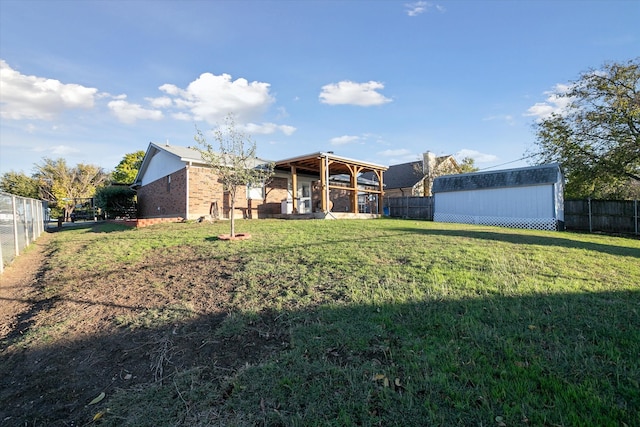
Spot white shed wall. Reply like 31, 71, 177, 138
434, 184, 559, 230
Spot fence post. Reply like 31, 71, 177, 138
12, 195, 20, 258
633, 199, 638, 236
588, 198, 592, 233
405, 196, 408, 218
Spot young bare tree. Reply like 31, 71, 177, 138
194, 115, 274, 238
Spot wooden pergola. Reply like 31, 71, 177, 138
275, 152, 387, 214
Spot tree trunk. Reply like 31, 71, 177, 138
229, 195, 236, 238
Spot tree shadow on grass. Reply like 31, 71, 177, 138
1, 288, 638, 426
390, 225, 640, 258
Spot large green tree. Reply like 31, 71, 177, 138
458, 157, 479, 173
194, 115, 274, 238
530, 58, 639, 199
0, 171, 40, 198
112, 150, 145, 184
34, 158, 110, 220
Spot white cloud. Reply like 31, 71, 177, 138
107, 99, 164, 124
525, 83, 573, 121
159, 72, 274, 124
377, 148, 420, 164
240, 122, 297, 136
319, 80, 392, 106
146, 96, 173, 108
330, 135, 361, 145
483, 114, 515, 125
0, 59, 98, 120
172, 112, 192, 121
405, 1, 445, 17
378, 148, 412, 157
31, 144, 80, 156
455, 149, 498, 163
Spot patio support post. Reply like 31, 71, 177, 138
377, 170, 384, 214
320, 157, 327, 212
291, 165, 298, 214
325, 157, 331, 213
349, 165, 362, 214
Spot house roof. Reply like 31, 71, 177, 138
274, 152, 387, 175
432, 163, 562, 193
379, 161, 424, 189
158, 143, 206, 163
133, 142, 272, 187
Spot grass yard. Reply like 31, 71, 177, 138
1, 218, 638, 426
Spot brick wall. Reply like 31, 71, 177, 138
137, 168, 188, 218
138, 166, 291, 220
188, 167, 289, 219
188, 166, 225, 219
259, 176, 289, 217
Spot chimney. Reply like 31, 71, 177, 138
423, 151, 436, 175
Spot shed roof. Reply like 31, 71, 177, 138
432, 163, 562, 193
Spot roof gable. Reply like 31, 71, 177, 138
382, 161, 424, 189
133, 142, 273, 187
432, 163, 562, 193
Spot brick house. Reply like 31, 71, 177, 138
131, 143, 387, 222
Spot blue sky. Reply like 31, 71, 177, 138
1, 0, 638, 176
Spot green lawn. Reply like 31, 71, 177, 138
12, 219, 640, 426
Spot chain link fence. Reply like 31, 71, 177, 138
0, 192, 48, 274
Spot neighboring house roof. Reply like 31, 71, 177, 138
432, 163, 562, 193
362, 154, 458, 190
380, 161, 424, 189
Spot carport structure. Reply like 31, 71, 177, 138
275, 152, 387, 215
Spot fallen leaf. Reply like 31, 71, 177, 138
88, 392, 105, 405
93, 411, 105, 421
383, 377, 390, 388
394, 378, 401, 387
373, 374, 386, 381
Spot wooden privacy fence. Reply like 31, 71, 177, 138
385, 196, 434, 220
564, 199, 639, 235
385, 196, 639, 235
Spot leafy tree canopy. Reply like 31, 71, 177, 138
34, 158, 110, 218
458, 157, 479, 173
112, 150, 145, 184
530, 58, 639, 199
195, 114, 274, 237
94, 185, 137, 219
0, 171, 40, 198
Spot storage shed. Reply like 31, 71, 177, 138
432, 163, 564, 231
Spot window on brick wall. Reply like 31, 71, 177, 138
167, 175, 171, 193
247, 183, 264, 200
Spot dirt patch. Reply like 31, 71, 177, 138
0, 232, 289, 426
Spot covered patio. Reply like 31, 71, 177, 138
274, 152, 387, 217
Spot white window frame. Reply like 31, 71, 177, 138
247, 183, 264, 200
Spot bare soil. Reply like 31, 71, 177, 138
0, 229, 288, 426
